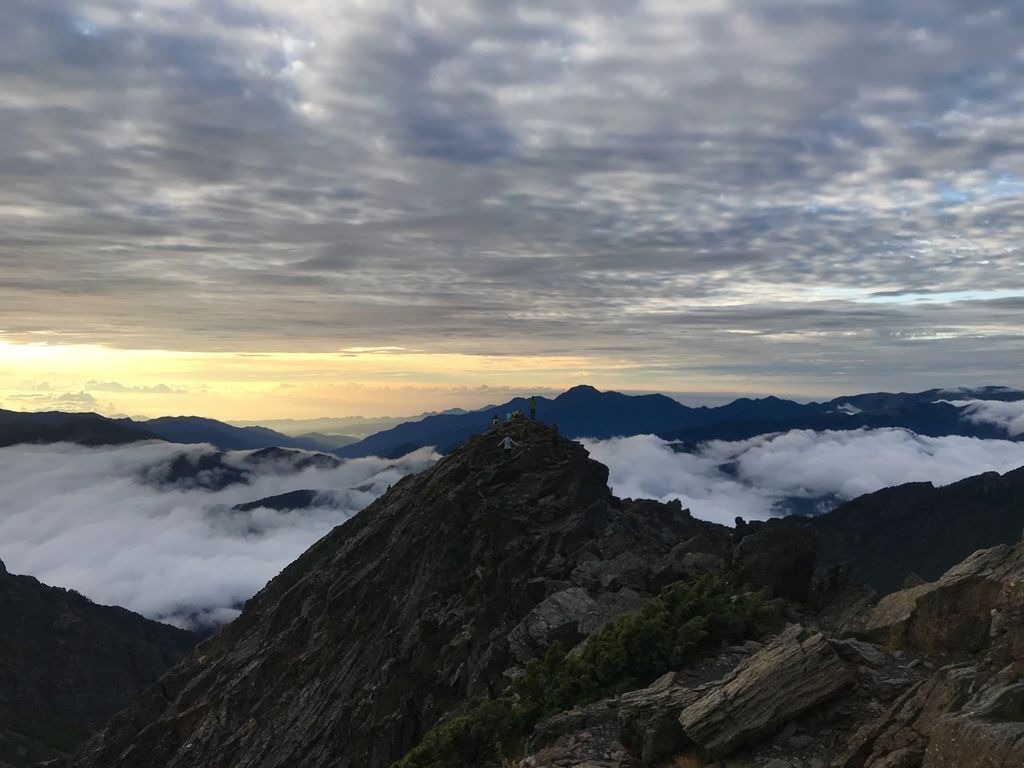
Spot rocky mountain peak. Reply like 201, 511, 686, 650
71, 420, 728, 768
61, 426, 1024, 768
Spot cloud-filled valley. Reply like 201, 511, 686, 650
584, 428, 1024, 524
0, 442, 437, 629
3, 427, 1024, 630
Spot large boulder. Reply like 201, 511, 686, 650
860, 544, 1024, 655
507, 588, 601, 663
677, 625, 855, 759
616, 671, 702, 764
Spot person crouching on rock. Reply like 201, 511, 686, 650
499, 435, 519, 462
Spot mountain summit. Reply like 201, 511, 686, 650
69, 420, 746, 767
65, 421, 1024, 768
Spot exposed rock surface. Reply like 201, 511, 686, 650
677, 625, 855, 759
68, 421, 735, 768
924, 680, 1024, 768
0, 562, 195, 766
838, 664, 977, 768
859, 544, 1024, 654
506, 587, 645, 665
520, 546, 1024, 768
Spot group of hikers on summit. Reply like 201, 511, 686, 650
491, 395, 538, 427
492, 396, 541, 461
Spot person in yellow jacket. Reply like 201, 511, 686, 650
529, 396, 538, 420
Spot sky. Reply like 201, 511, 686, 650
2, 0, 1022, 419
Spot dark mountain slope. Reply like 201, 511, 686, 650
0, 561, 196, 766
70, 420, 749, 768
0, 410, 323, 451
807, 465, 1024, 594
0, 410, 158, 448
294, 432, 359, 450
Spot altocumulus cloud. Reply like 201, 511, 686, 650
582, 429, 1024, 524
0, 1, 1023, 388
0, 441, 437, 629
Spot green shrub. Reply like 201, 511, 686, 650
394, 575, 769, 768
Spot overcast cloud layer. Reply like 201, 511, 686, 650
1, 1, 1023, 387
3, 429, 1024, 629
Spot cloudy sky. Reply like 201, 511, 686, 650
2, 0, 1022, 418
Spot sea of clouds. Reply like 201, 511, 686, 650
3, 426, 1024, 631
0, 441, 437, 629
583, 428, 1024, 525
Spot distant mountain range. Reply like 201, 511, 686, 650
336, 384, 1024, 458
2, 385, 1021, 456
0, 410, 159, 448
122, 416, 329, 451
0, 410, 328, 452
227, 409, 472, 439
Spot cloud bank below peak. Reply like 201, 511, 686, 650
0, 441, 437, 629
583, 428, 1024, 524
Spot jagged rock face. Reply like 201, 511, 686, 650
859, 544, 1024, 655
677, 625, 856, 759
518, 546, 1024, 768
0, 566, 196, 763
838, 664, 977, 768
923, 678, 1024, 768
70, 421, 731, 768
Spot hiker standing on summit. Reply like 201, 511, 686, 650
499, 435, 518, 462
529, 395, 538, 420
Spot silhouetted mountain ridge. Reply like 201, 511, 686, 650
337, 385, 1024, 459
